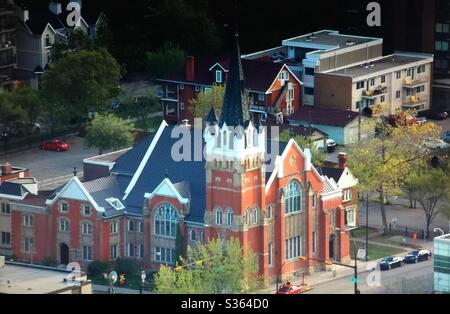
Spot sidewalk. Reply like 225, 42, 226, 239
92, 284, 153, 294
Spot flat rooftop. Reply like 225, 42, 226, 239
327, 53, 433, 78
0, 262, 87, 294
282, 30, 379, 53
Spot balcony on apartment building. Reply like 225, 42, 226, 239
402, 95, 428, 110
362, 86, 388, 100
0, 39, 15, 51
403, 77, 428, 89
0, 52, 15, 68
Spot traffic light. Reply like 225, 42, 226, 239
119, 273, 126, 285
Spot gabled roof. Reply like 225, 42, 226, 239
0, 182, 29, 200
288, 107, 360, 127
22, 8, 65, 35
82, 176, 122, 217
157, 56, 284, 92
206, 107, 218, 124
320, 167, 344, 183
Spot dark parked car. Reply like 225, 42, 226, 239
418, 110, 448, 120
379, 256, 404, 270
442, 131, 450, 143
40, 139, 70, 152
403, 249, 431, 264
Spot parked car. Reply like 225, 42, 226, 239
379, 256, 404, 271
276, 282, 309, 294
403, 249, 432, 264
40, 139, 70, 152
423, 137, 450, 150
418, 110, 448, 120
442, 131, 450, 143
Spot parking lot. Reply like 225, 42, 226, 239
0, 135, 99, 188
434, 118, 450, 132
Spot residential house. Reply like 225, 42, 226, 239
157, 55, 302, 125
288, 106, 374, 145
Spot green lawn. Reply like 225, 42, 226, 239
350, 227, 379, 239
351, 242, 405, 261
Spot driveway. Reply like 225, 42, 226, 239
0, 135, 99, 189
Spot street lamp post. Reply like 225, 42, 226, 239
365, 191, 369, 261
336, 227, 360, 294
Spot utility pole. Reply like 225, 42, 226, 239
365, 191, 369, 261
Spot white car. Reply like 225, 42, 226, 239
423, 138, 450, 150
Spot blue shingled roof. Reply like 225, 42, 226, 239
0, 182, 28, 198
113, 125, 206, 223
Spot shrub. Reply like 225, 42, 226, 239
87, 260, 111, 278
113, 257, 137, 276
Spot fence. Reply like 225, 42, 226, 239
0, 125, 80, 156
388, 223, 427, 240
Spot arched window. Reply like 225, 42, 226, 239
266, 205, 273, 219
312, 193, 317, 208
190, 229, 196, 241
285, 180, 302, 214
226, 208, 233, 227
200, 231, 205, 243
215, 208, 223, 225
253, 207, 259, 225
245, 209, 250, 225
154, 203, 179, 237
128, 220, 134, 232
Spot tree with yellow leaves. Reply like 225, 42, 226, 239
348, 113, 442, 233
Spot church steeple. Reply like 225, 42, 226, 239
218, 32, 250, 128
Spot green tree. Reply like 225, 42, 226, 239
51, 29, 95, 62
41, 49, 123, 119
348, 121, 442, 232
144, 42, 185, 78
0, 92, 24, 129
407, 168, 450, 239
278, 129, 327, 167
11, 87, 43, 147
85, 113, 134, 155
154, 237, 259, 294
190, 84, 226, 122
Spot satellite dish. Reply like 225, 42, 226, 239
107, 271, 118, 284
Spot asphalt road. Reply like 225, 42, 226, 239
0, 135, 99, 188
305, 259, 433, 294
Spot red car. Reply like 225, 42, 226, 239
40, 140, 70, 152
276, 282, 310, 294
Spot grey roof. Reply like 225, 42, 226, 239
82, 176, 123, 218
173, 181, 191, 200
283, 30, 378, 53
0, 182, 28, 197
22, 8, 65, 35
328, 53, 432, 78
219, 34, 251, 128
320, 167, 344, 183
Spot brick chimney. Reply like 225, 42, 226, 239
185, 56, 195, 81
1, 163, 12, 175
338, 153, 348, 170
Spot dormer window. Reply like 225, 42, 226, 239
279, 70, 289, 81
106, 198, 125, 210
215, 70, 222, 83
45, 34, 52, 47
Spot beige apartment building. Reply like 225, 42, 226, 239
315, 52, 434, 114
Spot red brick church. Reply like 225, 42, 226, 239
0, 34, 358, 284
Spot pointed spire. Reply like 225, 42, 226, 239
218, 32, 250, 128
206, 106, 218, 125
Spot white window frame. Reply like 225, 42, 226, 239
60, 202, 69, 213
82, 245, 93, 261
253, 207, 258, 225
1, 202, 10, 214
83, 205, 90, 216
24, 237, 34, 253
127, 243, 135, 257
128, 220, 134, 232
1, 231, 11, 245
226, 208, 233, 227
110, 244, 118, 259
60, 219, 69, 232
312, 232, 317, 254
215, 208, 223, 226
258, 93, 265, 101
110, 221, 118, 234
268, 242, 273, 266
396, 90, 401, 99
81, 222, 92, 235
396, 71, 401, 79
23, 215, 33, 227
215, 70, 222, 83
189, 229, 196, 241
